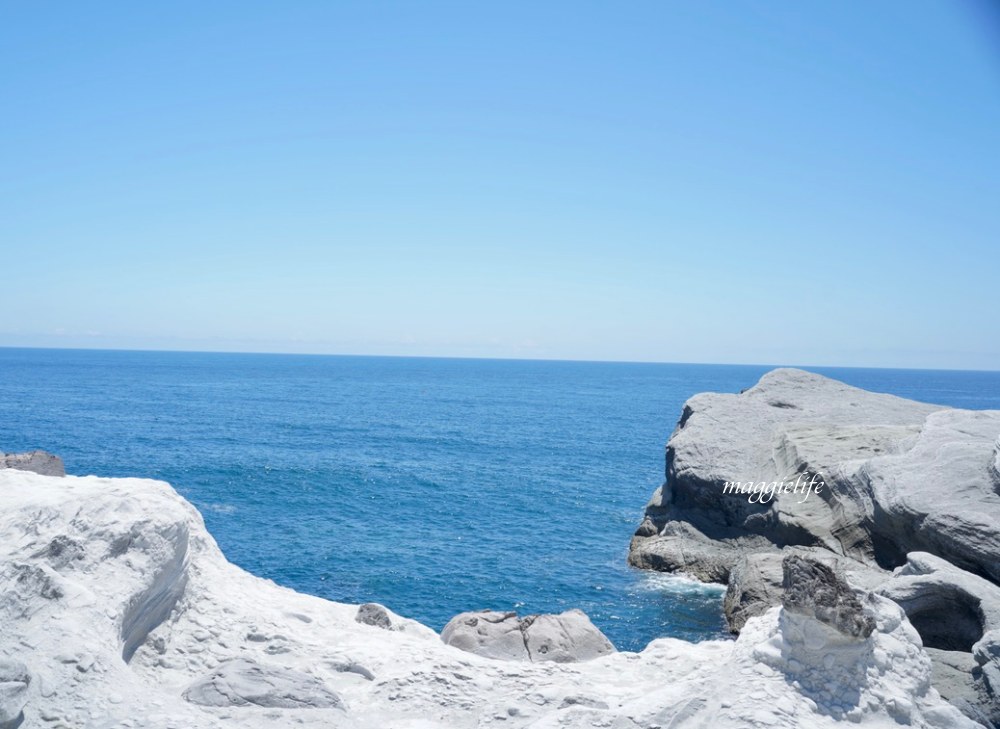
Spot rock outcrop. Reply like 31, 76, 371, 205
0, 466, 979, 727
781, 555, 876, 639
629, 368, 1000, 725
440, 608, 616, 663
0, 450, 64, 477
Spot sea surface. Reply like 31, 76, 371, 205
2, 348, 999, 651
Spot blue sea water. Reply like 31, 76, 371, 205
2, 348, 999, 652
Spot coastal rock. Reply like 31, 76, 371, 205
629, 369, 1000, 723
352, 602, 437, 638
781, 555, 875, 639
628, 369, 944, 580
744, 594, 976, 727
925, 648, 996, 727
878, 552, 1000, 651
0, 467, 984, 728
355, 603, 393, 630
521, 609, 617, 663
1, 449, 64, 477
440, 608, 616, 663
0, 659, 30, 727
182, 658, 344, 709
725, 549, 886, 633
725, 552, 786, 633
974, 631, 1000, 708
879, 553, 1000, 724
441, 610, 530, 661
630, 369, 1000, 591
991, 437, 1000, 495
868, 409, 1000, 584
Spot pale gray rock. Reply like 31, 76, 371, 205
0, 659, 30, 727
630, 369, 1000, 587
868, 410, 1000, 584
1, 450, 64, 477
974, 630, 1000, 714
879, 554, 1000, 724
521, 609, 616, 663
355, 603, 393, 630
781, 555, 875, 639
630, 369, 1000, 725
725, 552, 786, 633
878, 552, 1000, 651
441, 610, 530, 661
925, 648, 995, 728
629, 369, 943, 583
441, 609, 616, 663
991, 437, 1000, 496
182, 658, 344, 709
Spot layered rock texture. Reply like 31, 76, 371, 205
0, 464, 982, 727
629, 368, 1000, 725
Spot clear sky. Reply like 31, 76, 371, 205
2, 2, 999, 369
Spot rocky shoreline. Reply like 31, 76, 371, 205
629, 368, 1000, 726
1, 368, 998, 727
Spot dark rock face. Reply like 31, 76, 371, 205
355, 603, 393, 630
1, 450, 65, 477
781, 555, 876, 639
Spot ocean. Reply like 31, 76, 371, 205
2, 347, 999, 652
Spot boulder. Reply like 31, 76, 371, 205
441, 609, 616, 663
521, 610, 617, 663
440, 610, 529, 661
1, 450, 64, 477
182, 659, 344, 709
355, 603, 393, 630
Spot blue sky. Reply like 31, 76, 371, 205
2, 2, 998, 369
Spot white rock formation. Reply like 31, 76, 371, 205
0, 468, 985, 727
628, 368, 1000, 723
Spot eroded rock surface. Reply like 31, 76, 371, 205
0, 463, 987, 727
183, 658, 344, 709
0, 450, 64, 477
440, 608, 616, 663
629, 368, 1000, 725
629, 369, 1000, 587
781, 555, 875, 639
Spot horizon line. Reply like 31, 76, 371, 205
2, 344, 998, 375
